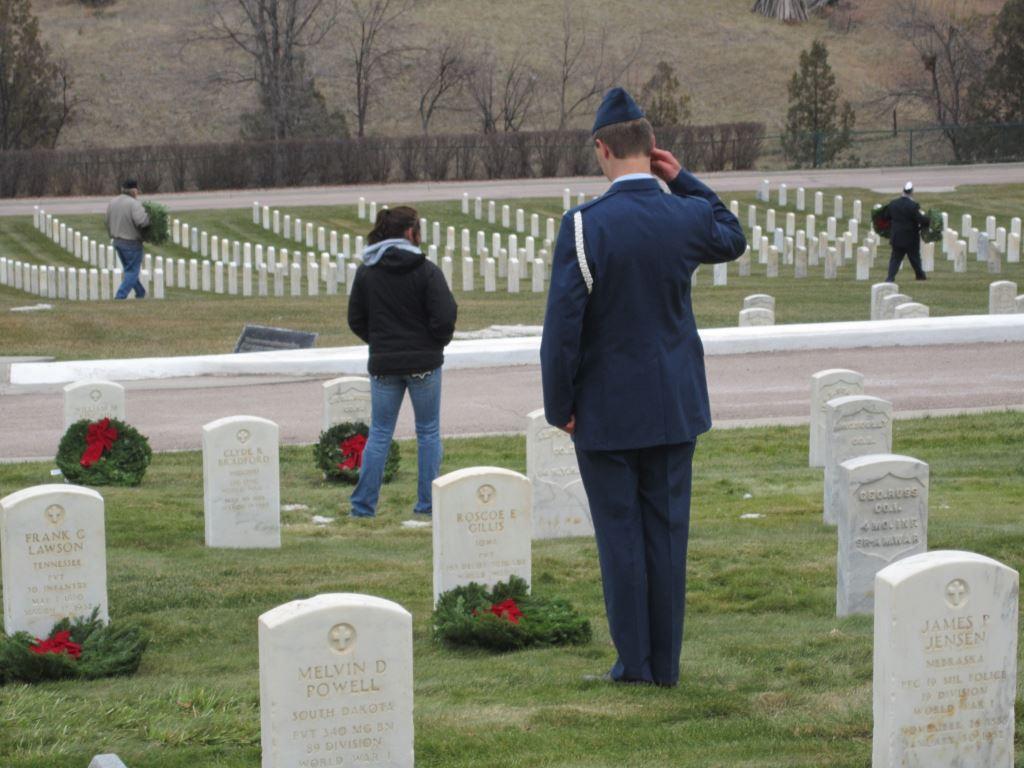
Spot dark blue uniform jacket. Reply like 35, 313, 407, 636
540, 171, 746, 451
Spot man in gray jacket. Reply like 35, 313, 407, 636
105, 179, 150, 299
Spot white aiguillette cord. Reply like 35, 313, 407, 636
573, 211, 593, 295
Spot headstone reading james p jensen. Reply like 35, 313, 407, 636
259, 593, 413, 768
873, 550, 1018, 768
432, 467, 532, 605
322, 377, 372, 430
0, 484, 108, 636
526, 410, 593, 539
836, 453, 928, 617
823, 395, 893, 525
809, 369, 865, 468
202, 416, 281, 548
234, 324, 318, 353
63, 380, 126, 430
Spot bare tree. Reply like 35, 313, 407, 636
413, 35, 469, 134
467, 51, 538, 133
501, 52, 538, 132
203, 0, 341, 140
340, 0, 417, 137
752, 0, 809, 22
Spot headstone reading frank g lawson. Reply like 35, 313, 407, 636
808, 369, 865, 468
836, 454, 928, 617
873, 550, 1018, 768
63, 380, 126, 430
202, 416, 281, 549
432, 467, 531, 605
0, 484, 108, 636
823, 395, 893, 525
234, 324, 318, 353
259, 593, 413, 768
526, 410, 593, 539
322, 376, 372, 430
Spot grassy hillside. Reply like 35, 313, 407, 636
33, 0, 1006, 150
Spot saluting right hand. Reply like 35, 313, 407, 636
650, 146, 682, 184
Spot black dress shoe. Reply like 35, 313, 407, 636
915, 275, 927, 281
582, 672, 653, 686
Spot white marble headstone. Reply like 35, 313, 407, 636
738, 307, 774, 326
873, 551, 1017, 767
322, 377, 372, 429
63, 380, 126, 430
526, 410, 592, 539
1, 484, 108, 636
808, 369, 864, 468
989, 280, 1018, 315
823, 395, 893, 525
742, 293, 775, 311
259, 593, 413, 768
432, 467, 531, 605
870, 282, 898, 321
202, 416, 281, 549
836, 454, 928, 616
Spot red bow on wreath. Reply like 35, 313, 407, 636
80, 418, 118, 468
489, 599, 523, 625
338, 434, 367, 471
29, 630, 82, 659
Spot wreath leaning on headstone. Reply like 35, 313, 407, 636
314, 421, 400, 485
140, 201, 169, 245
872, 204, 943, 244
433, 576, 592, 652
0, 610, 148, 685
55, 418, 152, 487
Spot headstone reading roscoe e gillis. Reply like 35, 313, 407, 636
873, 550, 1018, 768
836, 454, 928, 617
202, 416, 281, 548
809, 369, 865, 467
526, 410, 593, 539
823, 395, 893, 525
259, 593, 413, 768
322, 376, 372, 430
63, 380, 126, 430
0, 484, 108, 636
432, 467, 531, 605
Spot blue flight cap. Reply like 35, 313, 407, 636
592, 87, 644, 134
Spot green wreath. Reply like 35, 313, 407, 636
872, 203, 943, 244
55, 418, 152, 487
141, 201, 169, 245
433, 576, 592, 652
0, 610, 148, 686
314, 421, 400, 484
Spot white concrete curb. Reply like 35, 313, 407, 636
10, 315, 1024, 385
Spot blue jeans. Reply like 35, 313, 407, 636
350, 367, 443, 517
113, 240, 145, 299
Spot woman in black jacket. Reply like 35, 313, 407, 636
347, 206, 458, 517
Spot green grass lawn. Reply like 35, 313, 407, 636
1, 412, 1023, 767
1, 185, 1022, 360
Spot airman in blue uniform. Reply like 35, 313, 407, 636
540, 88, 746, 686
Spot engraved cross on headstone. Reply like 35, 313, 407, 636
945, 578, 968, 608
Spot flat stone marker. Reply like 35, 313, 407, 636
738, 307, 774, 326
1, 484, 107, 636
836, 454, 928, 616
823, 395, 893, 525
234, 324, 318, 353
526, 410, 593, 539
989, 280, 1018, 315
63, 380, 125, 430
259, 593, 413, 768
432, 467, 531, 605
322, 376, 372, 429
742, 293, 775, 311
870, 282, 898, 320
809, 369, 864, 468
202, 416, 281, 549
873, 550, 1018, 767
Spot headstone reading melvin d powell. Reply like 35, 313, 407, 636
526, 410, 593, 539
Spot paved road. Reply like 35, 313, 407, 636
2, 163, 1023, 218
2, 342, 1022, 462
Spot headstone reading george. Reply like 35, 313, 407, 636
823, 395, 893, 524
202, 416, 281, 549
62, 380, 126, 430
432, 467, 531, 604
259, 593, 413, 768
836, 454, 928, 616
808, 369, 864, 467
0, 484, 108, 636
322, 377, 372, 429
873, 550, 1018, 768
526, 410, 593, 539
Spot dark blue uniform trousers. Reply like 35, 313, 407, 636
575, 441, 695, 686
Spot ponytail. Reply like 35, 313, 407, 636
367, 206, 419, 245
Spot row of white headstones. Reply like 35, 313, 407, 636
3, 367, 1017, 766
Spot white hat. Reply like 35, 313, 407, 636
904, 181, 914, 193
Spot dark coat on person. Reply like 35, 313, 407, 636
888, 195, 930, 250
540, 171, 747, 451
347, 244, 457, 376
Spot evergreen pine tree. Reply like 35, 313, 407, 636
781, 40, 854, 168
